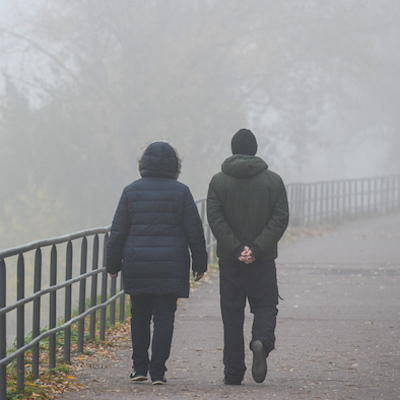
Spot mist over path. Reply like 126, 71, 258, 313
59, 213, 400, 400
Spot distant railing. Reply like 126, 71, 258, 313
0, 201, 216, 399
287, 175, 400, 226
1, 175, 399, 398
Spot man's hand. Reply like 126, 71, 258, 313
239, 246, 255, 264
193, 271, 205, 282
109, 273, 118, 278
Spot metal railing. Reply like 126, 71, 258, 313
0, 227, 115, 399
1, 175, 398, 398
287, 175, 400, 226
0, 201, 216, 399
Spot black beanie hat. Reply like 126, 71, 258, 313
231, 129, 258, 155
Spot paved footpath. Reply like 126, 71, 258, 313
59, 213, 400, 400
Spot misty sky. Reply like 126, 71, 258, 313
1, 1, 397, 186
1, 0, 399, 245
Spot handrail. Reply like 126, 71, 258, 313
286, 174, 400, 226
0, 290, 124, 368
0, 226, 111, 259
1, 177, 399, 398
0, 267, 105, 316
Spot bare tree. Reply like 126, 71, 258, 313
1, 0, 399, 246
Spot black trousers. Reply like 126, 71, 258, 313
219, 259, 278, 383
130, 295, 177, 381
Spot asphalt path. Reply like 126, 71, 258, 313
58, 213, 400, 400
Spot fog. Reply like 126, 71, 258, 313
1, 0, 400, 248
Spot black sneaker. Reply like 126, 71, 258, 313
152, 377, 167, 385
130, 371, 147, 382
251, 339, 267, 383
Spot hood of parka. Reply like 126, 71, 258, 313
140, 141, 180, 179
221, 154, 268, 179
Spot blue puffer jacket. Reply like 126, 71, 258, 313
106, 141, 208, 298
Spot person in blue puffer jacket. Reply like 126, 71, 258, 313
106, 141, 208, 385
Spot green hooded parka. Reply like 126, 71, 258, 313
207, 154, 289, 261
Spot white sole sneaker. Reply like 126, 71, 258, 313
130, 373, 147, 382
152, 379, 166, 385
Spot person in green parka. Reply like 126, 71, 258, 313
207, 129, 289, 385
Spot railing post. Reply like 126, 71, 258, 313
64, 241, 73, 363
16, 254, 25, 393
319, 182, 324, 223
49, 245, 57, 370
312, 183, 317, 224
32, 249, 42, 380
333, 180, 339, 225
110, 276, 117, 327
349, 180, 353, 218
300, 183, 306, 226
305, 183, 310, 226
340, 180, 344, 222
119, 277, 125, 322
100, 234, 108, 341
324, 182, 328, 224
354, 179, 358, 218
382, 176, 388, 215
200, 199, 205, 223
367, 178, 372, 214
100, 271, 108, 341
374, 177, 378, 213
396, 175, 400, 210
319, 182, 324, 224
360, 179, 365, 215
205, 223, 211, 251
78, 237, 88, 353
326, 182, 330, 223
0, 259, 7, 400
390, 176, 395, 211
292, 183, 298, 226
347, 180, 351, 218
331, 180, 335, 223
327, 181, 331, 223
397, 175, 400, 210
89, 235, 99, 341
211, 227, 216, 263
297, 183, 302, 225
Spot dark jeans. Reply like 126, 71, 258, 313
130, 295, 177, 381
219, 259, 279, 383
